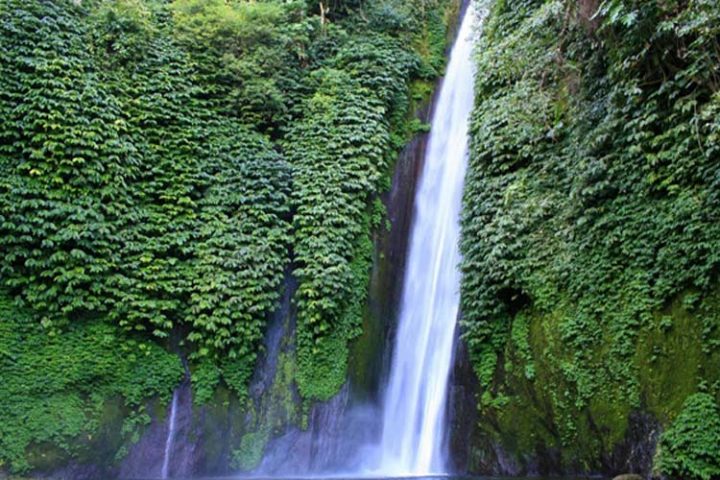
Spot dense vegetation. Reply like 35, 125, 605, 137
0, 0, 454, 473
461, 0, 720, 478
7, 0, 717, 477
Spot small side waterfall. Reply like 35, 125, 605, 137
161, 389, 180, 479
119, 378, 195, 479
373, 4, 477, 476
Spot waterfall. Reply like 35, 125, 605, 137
245, 6, 478, 477
374, 4, 477, 476
161, 389, 180, 479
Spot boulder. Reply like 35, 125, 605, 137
613, 475, 644, 480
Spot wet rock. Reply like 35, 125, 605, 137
446, 337, 478, 473
607, 411, 661, 477
119, 381, 198, 479
613, 474, 644, 480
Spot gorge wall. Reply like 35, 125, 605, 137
1, 1, 719, 479
458, 1, 720, 479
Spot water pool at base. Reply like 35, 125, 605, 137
122, 476, 604, 480
119, 475, 610, 480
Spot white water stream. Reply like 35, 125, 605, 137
374, 4, 477, 476
161, 388, 180, 479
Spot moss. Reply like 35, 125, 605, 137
25, 442, 70, 473
494, 392, 558, 456
348, 212, 392, 398
232, 430, 270, 471
197, 386, 236, 470
482, 308, 557, 461
471, 287, 720, 473
0, 292, 183, 474
267, 350, 301, 433
75, 396, 129, 467
635, 292, 708, 423
347, 308, 382, 397
229, 335, 301, 471
587, 395, 631, 452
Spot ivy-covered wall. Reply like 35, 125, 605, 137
461, 1, 720, 479
10, 0, 718, 477
0, 0, 457, 475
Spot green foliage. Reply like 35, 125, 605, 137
0, 0, 290, 364
0, 0, 290, 469
170, 0, 315, 133
284, 0, 455, 400
0, 0, 457, 471
0, 292, 183, 473
0, 0, 134, 328
462, 0, 720, 470
171, 0, 286, 48
287, 68, 390, 400
656, 393, 720, 480
88, 0, 157, 64
191, 359, 221, 406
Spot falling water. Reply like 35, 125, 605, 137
241, 6, 478, 477
375, 4, 477, 476
161, 389, 180, 479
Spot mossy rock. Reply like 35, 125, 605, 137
232, 430, 270, 471
470, 288, 720, 474
25, 442, 70, 473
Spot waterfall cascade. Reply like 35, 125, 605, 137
372, 4, 477, 475
247, 6, 479, 477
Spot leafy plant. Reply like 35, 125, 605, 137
656, 393, 720, 480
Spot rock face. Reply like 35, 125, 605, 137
607, 412, 661, 477
443, 297, 717, 480
446, 337, 479, 473
120, 382, 197, 479
351, 75, 439, 403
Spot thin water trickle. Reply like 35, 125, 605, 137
373, 4, 478, 476
161, 388, 180, 479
